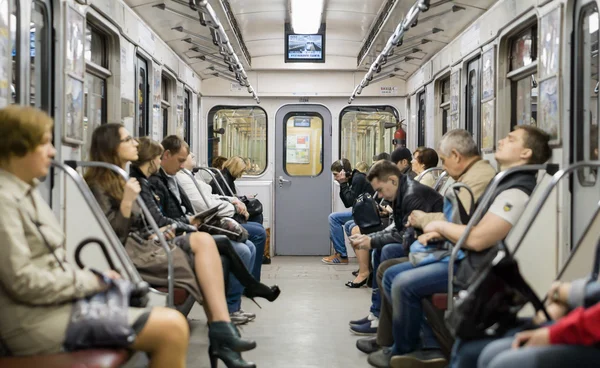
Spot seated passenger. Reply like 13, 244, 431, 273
323, 158, 374, 265
390, 147, 417, 179
177, 152, 267, 283
84, 126, 258, 367
0, 106, 189, 367
348, 160, 443, 336
210, 156, 263, 225
407, 129, 497, 231
213, 155, 228, 170
367, 126, 552, 368
356, 161, 370, 173
454, 279, 600, 368
413, 147, 440, 187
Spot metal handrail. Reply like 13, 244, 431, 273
212, 168, 236, 197
433, 171, 449, 192
349, 0, 431, 104
182, 168, 213, 209
67, 161, 175, 307
415, 167, 444, 182
51, 161, 142, 284
195, 167, 227, 196
446, 163, 553, 310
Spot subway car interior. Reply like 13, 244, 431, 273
1, 0, 600, 367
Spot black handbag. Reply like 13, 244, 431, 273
352, 193, 382, 233
239, 195, 263, 217
445, 242, 550, 340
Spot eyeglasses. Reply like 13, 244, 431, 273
120, 136, 134, 143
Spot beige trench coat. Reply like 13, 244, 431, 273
0, 170, 147, 356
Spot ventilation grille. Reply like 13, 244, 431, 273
220, 0, 252, 66
357, 0, 399, 67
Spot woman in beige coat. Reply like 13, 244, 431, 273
0, 106, 188, 367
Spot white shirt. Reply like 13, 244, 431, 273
176, 169, 237, 218
487, 188, 530, 225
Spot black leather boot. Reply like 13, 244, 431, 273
208, 321, 256, 353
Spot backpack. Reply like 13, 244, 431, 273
408, 183, 475, 267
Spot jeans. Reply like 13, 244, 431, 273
329, 211, 353, 257
478, 334, 600, 368
344, 220, 356, 237
226, 240, 256, 313
370, 243, 406, 317
382, 261, 453, 355
242, 222, 266, 281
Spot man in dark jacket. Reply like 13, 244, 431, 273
391, 147, 417, 179
323, 159, 375, 265
348, 160, 443, 335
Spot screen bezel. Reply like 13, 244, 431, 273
284, 23, 326, 63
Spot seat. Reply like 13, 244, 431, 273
0, 349, 129, 368
155, 286, 189, 305
430, 293, 451, 310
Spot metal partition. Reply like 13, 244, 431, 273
195, 166, 228, 196
433, 171, 449, 192
65, 160, 174, 307
415, 167, 444, 182
446, 163, 555, 310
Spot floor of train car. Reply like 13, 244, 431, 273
184, 256, 372, 368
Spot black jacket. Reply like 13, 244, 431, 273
369, 175, 443, 249
148, 168, 195, 225
130, 166, 196, 234
210, 168, 237, 196
339, 169, 375, 208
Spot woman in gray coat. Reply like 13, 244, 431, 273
0, 106, 188, 367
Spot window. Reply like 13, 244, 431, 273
417, 91, 426, 146
30, 1, 50, 111
10, 0, 18, 104
184, 90, 191, 145
508, 25, 538, 127
466, 57, 481, 145
284, 113, 323, 176
340, 106, 398, 167
161, 74, 170, 138
575, 6, 599, 184
136, 56, 149, 137
83, 22, 110, 159
208, 106, 267, 175
439, 76, 451, 134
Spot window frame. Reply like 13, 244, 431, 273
465, 57, 481, 146
338, 105, 400, 164
283, 111, 324, 177
417, 90, 426, 147
438, 75, 451, 135
161, 72, 174, 139
207, 105, 269, 176
184, 89, 192, 146
10, 0, 20, 104
30, 0, 52, 112
84, 21, 110, 126
135, 55, 149, 137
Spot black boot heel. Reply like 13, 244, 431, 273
209, 321, 257, 353
209, 346, 256, 368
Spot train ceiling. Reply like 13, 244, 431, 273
126, 0, 498, 81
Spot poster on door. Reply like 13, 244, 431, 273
286, 134, 310, 163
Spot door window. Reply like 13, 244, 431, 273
417, 91, 426, 146
30, 0, 50, 111
136, 56, 148, 137
284, 113, 323, 176
508, 24, 538, 128
184, 90, 191, 145
466, 58, 481, 145
439, 76, 450, 134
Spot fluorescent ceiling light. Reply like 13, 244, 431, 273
291, 0, 324, 34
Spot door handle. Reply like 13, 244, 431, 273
278, 176, 291, 187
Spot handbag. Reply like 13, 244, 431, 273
198, 215, 249, 243
352, 193, 382, 233
238, 195, 263, 217
445, 242, 550, 340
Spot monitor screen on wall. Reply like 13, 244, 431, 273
285, 33, 325, 63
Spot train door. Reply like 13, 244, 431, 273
466, 57, 481, 145
572, 0, 600, 247
274, 105, 332, 255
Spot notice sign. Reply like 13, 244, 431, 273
286, 135, 310, 163
230, 82, 243, 92
380, 86, 398, 95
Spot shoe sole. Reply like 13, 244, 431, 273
349, 326, 377, 336
356, 342, 380, 355
389, 356, 447, 368
321, 260, 349, 265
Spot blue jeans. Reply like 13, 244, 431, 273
344, 220, 356, 237
242, 222, 266, 281
329, 211, 353, 257
382, 261, 453, 355
226, 240, 256, 313
370, 243, 406, 317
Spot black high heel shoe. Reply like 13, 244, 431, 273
345, 277, 368, 288
243, 284, 281, 308
208, 321, 256, 353
209, 346, 256, 368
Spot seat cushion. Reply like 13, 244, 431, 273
0, 349, 129, 368
431, 293, 450, 310
155, 287, 189, 305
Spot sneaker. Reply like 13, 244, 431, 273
229, 311, 249, 325
349, 312, 377, 326
322, 253, 349, 265
367, 347, 392, 368
349, 318, 378, 335
389, 349, 447, 368
238, 309, 256, 322
356, 336, 380, 354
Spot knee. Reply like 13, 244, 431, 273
189, 232, 216, 253
351, 226, 361, 236
246, 241, 256, 256
328, 213, 336, 224
233, 242, 252, 262
151, 307, 190, 346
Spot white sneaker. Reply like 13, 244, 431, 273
238, 309, 256, 321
